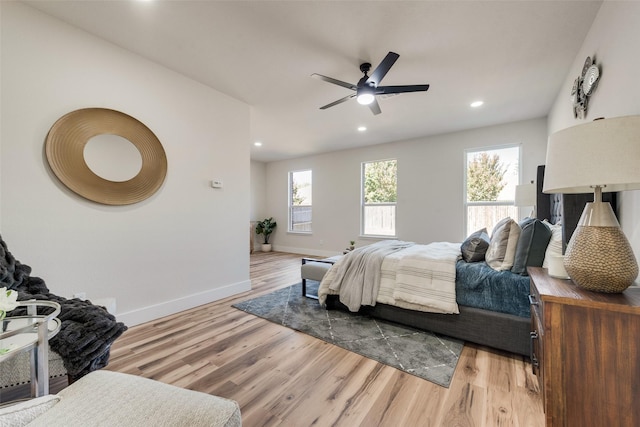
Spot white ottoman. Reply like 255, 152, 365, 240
301, 255, 343, 299
17, 370, 242, 427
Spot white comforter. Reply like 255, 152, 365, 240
319, 241, 461, 314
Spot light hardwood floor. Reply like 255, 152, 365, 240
107, 251, 545, 427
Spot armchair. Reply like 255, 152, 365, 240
0, 235, 127, 392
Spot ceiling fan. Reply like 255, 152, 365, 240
312, 51, 429, 115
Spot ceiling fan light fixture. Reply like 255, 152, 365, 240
313, 52, 429, 115
357, 93, 375, 105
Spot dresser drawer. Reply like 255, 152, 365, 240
528, 278, 544, 410
529, 308, 542, 372
528, 267, 640, 426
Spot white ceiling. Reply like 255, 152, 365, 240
24, 0, 603, 162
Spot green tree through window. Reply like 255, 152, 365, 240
362, 159, 397, 236
467, 152, 507, 202
464, 145, 519, 236
289, 170, 312, 232
292, 181, 309, 205
364, 160, 397, 203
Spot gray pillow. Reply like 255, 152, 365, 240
511, 218, 552, 275
486, 217, 521, 271
461, 228, 490, 262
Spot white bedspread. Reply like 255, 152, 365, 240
319, 240, 415, 312
319, 241, 462, 314
391, 242, 460, 314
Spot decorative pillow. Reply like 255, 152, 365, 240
542, 219, 563, 268
486, 217, 521, 271
511, 218, 552, 275
460, 228, 490, 262
0, 395, 60, 426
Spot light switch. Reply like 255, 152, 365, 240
211, 180, 223, 188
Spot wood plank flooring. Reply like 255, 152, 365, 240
3, 251, 538, 425
107, 251, 544, 426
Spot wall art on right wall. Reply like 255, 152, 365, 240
571, 56, 600, 119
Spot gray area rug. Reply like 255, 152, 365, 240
232, 282, 463, 388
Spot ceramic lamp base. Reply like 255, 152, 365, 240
564, 225, 639, 293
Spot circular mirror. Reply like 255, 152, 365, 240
45, 108, 167, 205
84, 134, 143, 182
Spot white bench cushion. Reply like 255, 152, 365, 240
301, 255, 343, 282
25, 371, 241, 427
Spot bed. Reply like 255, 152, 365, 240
320, 165, 618, 357
320, 242, 534, 356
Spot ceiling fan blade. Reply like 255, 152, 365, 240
319, 93, 356, 110
368, 98, 382, 115
367, 52, 400, 86
376, 84, 430, 94
312, 73, 357, 91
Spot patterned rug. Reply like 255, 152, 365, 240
232, 282, 463, 388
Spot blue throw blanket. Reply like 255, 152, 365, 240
455, 260, 531, 318
0, 235, 127, 379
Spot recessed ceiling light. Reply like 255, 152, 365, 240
254, 142, 262, 147
470, 101, 484, 108
358, 126, 367, 132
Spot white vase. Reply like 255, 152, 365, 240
261, 243, 272, 252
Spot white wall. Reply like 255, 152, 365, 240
547, 1, 640, 270
250, 160, 267, 250
265, 118, 548, 256
0, 3, 3, 234
250, 160, 267, 223
0, 3, 251, 326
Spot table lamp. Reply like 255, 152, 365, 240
515, 181, 536, 218
543, 115, 640, 293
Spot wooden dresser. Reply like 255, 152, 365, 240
528, 267, 640, 426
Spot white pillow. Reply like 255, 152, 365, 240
0, 395, 60, 427
542, 219, 563, 268
486, 217, 521, 271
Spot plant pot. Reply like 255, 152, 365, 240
261, 243, 272, 252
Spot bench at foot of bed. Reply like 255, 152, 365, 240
301, 255, 343, 299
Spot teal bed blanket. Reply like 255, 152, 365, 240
455, 260, 531, 318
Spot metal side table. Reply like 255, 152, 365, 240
0, 301, 61, 397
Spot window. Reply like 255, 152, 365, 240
362, 159, 397, 237
289, 170, 312, 232
464, 145, 520, 236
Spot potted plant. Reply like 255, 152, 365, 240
344, 240, 356, 254
256, 217, 277, 252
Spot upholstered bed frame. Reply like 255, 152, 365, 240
536, 165, 617, 250
326, 165, 618, 357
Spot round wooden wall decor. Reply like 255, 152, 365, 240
45, 108, 167, 205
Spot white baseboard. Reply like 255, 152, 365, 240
117, 279, 251, 327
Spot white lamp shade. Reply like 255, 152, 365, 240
543, 115, 640, 292
543, 115, 640, 194
514, 182, 536, 206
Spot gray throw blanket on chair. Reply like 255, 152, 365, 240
0, 235, 127, 380
325, 240, 414, 311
